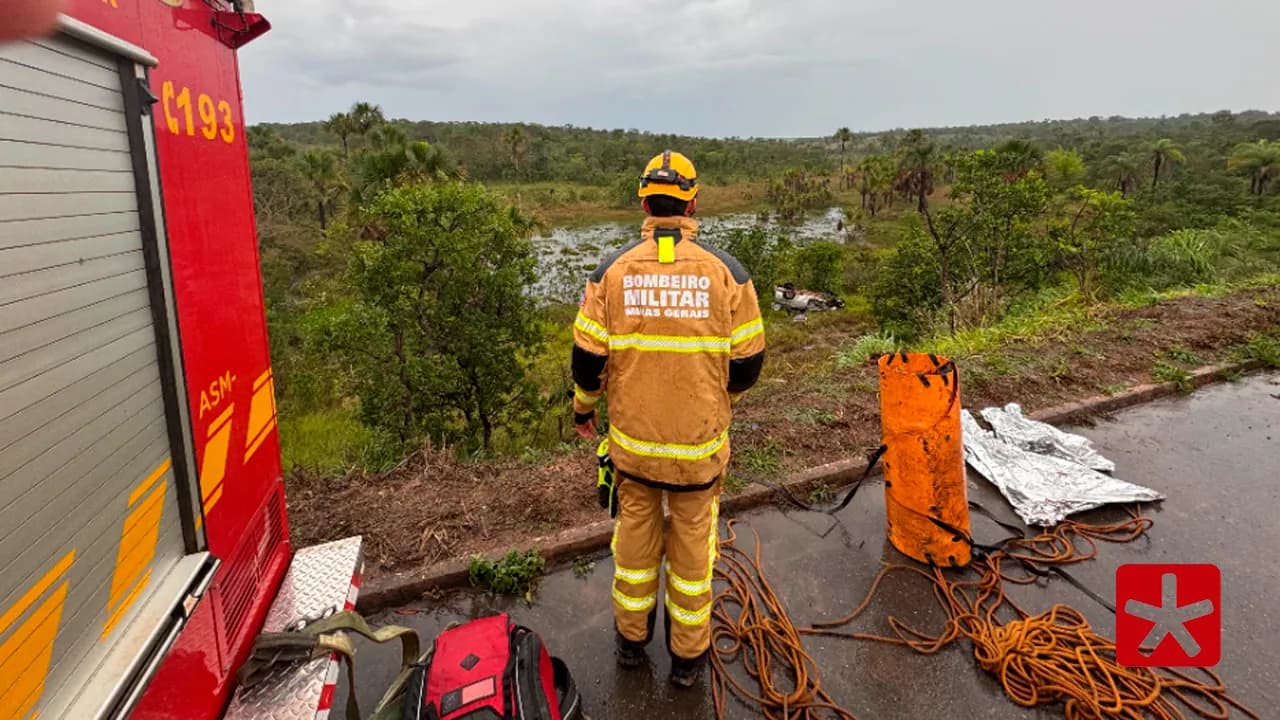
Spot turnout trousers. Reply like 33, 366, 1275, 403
610, 476, 721, 660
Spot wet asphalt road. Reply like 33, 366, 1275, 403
339, 371, 1279, 719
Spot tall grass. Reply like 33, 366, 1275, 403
835, 331, 899, 368
278, 405, 399, 475
919, 287, 1101, 359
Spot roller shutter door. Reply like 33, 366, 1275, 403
0, 31, 195, 720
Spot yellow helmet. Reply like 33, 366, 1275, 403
638, 150, 699, 201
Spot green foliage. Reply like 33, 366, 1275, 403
920, 287, 1100, 359
949, 147, 1053, 294
1164, 346, 1203, 365
352, 125, 459, 203
1149, 138, 1186, 188
469, 549, 546, 598
766, 170, 833, 223
1045, 148, 1086, 191
571, 556, 596, 579
723, 473, 749, 495
992, 139, 1044, 175
609, 172, 639, 208
278, 406, 401, 474
854, 155, 897, 217
262, 120, 837, 186
873, 146, 1053, 337
704, 225, 793, 302
330, 182, 545, 450
1228, 140, 1280, 196
247, 125, 298, 161
791, 241, 845, 294
1151, 361, 1195, 393
1241, 333, 1280, 367
808, 483, 835, 505
1050, 187, 1136, 297
738, 439, 783, 480
1101, 220, 1279, 293
835, 331, 899, 368
869, 225, 942, 339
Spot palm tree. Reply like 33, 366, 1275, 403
1149, 138, 1185, 189
834, 127, 853, 186
300, 150, 344, 230
993, 139, 1043, 178
403, 141, 459, 183
1104, 152, 1143, 198
368, 123, 407, 151
898, 131, 939, 213
854, 155, 896, 216
351, 125, 460, 202
1228, 139, 1280, 196
350, 101, 386, 135
504, 126, 527, 179
324, 112, 358, 158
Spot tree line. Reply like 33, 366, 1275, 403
825, 128, 1280, 339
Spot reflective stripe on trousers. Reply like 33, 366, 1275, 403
611, 480, 720, 659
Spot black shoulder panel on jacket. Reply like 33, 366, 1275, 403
701, 244, 752, 284
590, 238, 645, 283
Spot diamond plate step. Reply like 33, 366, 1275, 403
223, 535, 363, 720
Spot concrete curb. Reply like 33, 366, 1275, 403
358, 359, 1265, 612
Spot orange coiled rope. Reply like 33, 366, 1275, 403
711, 508, 1261, 720
710, 520, 856, 720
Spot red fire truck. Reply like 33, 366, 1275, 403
1, 2, 366, 719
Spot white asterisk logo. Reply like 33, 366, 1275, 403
1123, 572, 1215, 656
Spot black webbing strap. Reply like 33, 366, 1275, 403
751, 444, 888, 515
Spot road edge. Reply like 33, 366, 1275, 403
358, 359, 1265, 611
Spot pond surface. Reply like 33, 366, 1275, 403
532, 207, 850, 302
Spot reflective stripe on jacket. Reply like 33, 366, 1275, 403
571, 216, 766, 487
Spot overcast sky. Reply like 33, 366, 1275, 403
240, 0, 1280, 138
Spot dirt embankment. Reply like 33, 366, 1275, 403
286, 286, 1280, 580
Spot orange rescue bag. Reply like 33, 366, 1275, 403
878, 352, 971, 567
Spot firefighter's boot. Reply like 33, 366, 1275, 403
669, 650, 708, 689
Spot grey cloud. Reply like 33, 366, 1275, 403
240, 0, 1280, 136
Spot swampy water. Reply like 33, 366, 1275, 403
532, 207, 850, 301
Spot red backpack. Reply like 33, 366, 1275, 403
401, 613, 582, 720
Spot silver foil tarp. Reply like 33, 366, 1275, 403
961, 409, 1164, 527
979, 402, 1116, 472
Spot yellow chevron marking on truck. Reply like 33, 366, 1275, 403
102, 460, 171, 639
200, 404, 234, 512
243, 368, 277, 463
0, 551, 75, 719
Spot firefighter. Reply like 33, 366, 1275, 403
571, 150, 766, 687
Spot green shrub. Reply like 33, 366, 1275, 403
1152, 361, 1195, 393
792, 241, 845, 294
469, 549, 546, 598
835, 331, 899, 369
1101, 222, 1279, 293
278, 406, 402, 474
1242, 333, 1280, 368
703, 225, 794, 303
869, 228, 943, 339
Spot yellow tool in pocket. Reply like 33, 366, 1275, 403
596, 438, 618, 518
